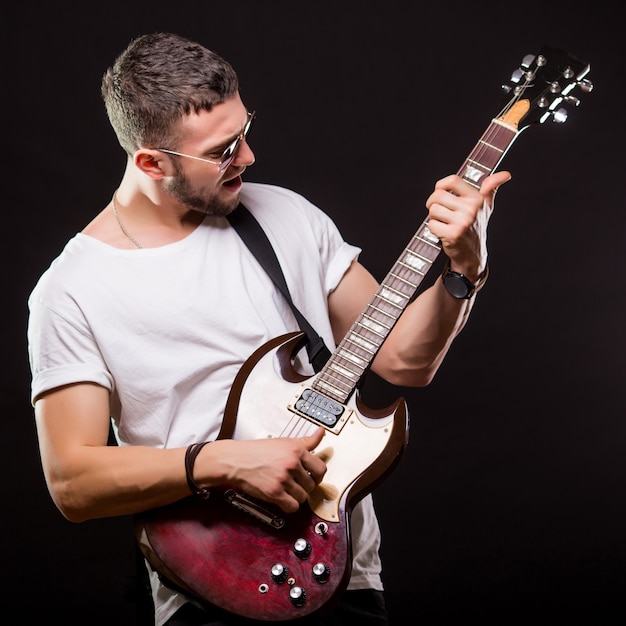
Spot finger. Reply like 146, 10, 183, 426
299, 428, 328, 484
297, 467, 319, 492
271, 475, 311, 512
433, 174, 462, 192
302, 426, 325, 451
288, 479, 312, 505
275, 492, 303, 513
480, 170, 511, 197
303, 454, 327, 484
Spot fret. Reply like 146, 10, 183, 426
379, 287, 408, 307
373, 296, 404, 313
328, 362, 360, 380
345, 332, 377, 354
319, 370, 353, 391
314, 377, 345, 398
338, 350, 376, 369
384, 272, 419, 291
476, 138, 505, 154
335, 346, 368, 366
404, 247, 430, 263
366, 303, 399, 322
394, 270, 423, 285
379, 284, 410, 302
415, 233, 441, 249
461, 177, 480, 189
321, 371, 361, 393
362, 313, 392, 331
466, 157, 491, 172
418, 224, 441, 245
399, 252, 429, 272
323, 376, 355, 392
395, 261, 426, 277
386, 271, 418, 289
356, 319, 387, 338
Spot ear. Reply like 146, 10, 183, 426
134, 149, 170, 180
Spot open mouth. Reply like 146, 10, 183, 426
223, 174, 242, 188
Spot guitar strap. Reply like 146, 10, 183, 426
226, 203, 331, 373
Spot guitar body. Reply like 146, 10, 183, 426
136, 487, 351, 621
136, 332, 409, 621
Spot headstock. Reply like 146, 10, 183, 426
499, 45, 592, 130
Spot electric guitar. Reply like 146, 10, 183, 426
135, 45, 592, 621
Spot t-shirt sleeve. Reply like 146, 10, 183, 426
325, 240, 361, 294
297, 192, 361, 295
28, 282, 114, 405
247, 183, 361, 296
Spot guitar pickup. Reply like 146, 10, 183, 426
288, 387, 350, 434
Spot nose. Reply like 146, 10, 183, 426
233, 137, 255, 167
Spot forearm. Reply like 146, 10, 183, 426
39, 442, 192, 522
37, 382, 325, 522
372, 275, 476, 387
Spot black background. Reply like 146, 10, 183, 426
3, 1, 625, 623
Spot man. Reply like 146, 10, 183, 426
27, 32, 510, 625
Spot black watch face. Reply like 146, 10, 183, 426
443, 273, 471, 299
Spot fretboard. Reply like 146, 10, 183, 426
312, 118, 519, 404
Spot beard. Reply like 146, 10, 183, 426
164, 165, 239, 217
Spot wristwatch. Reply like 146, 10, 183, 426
441, 260, 489, 299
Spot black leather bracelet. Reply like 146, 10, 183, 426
184, 442, 212, 499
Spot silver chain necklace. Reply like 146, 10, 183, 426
112, 194, 143, 249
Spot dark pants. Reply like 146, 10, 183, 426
165, 590, 389, 626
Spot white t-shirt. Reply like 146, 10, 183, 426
28, 182, 384, 624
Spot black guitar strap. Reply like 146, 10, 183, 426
226, 203, 331, 373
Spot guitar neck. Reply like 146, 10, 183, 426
312, 42, 593, 405
312, 118, 521, 405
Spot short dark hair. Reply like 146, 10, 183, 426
101, 32, 239, 155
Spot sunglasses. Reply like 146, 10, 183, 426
159, 111, 255, 172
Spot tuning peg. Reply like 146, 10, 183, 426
521, 54, 535, 69
552, 108, 568, 123
578, 78, 593, 93
564, 95, 581, 106
510, 68, 524, 84
538, 96, 550, 108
